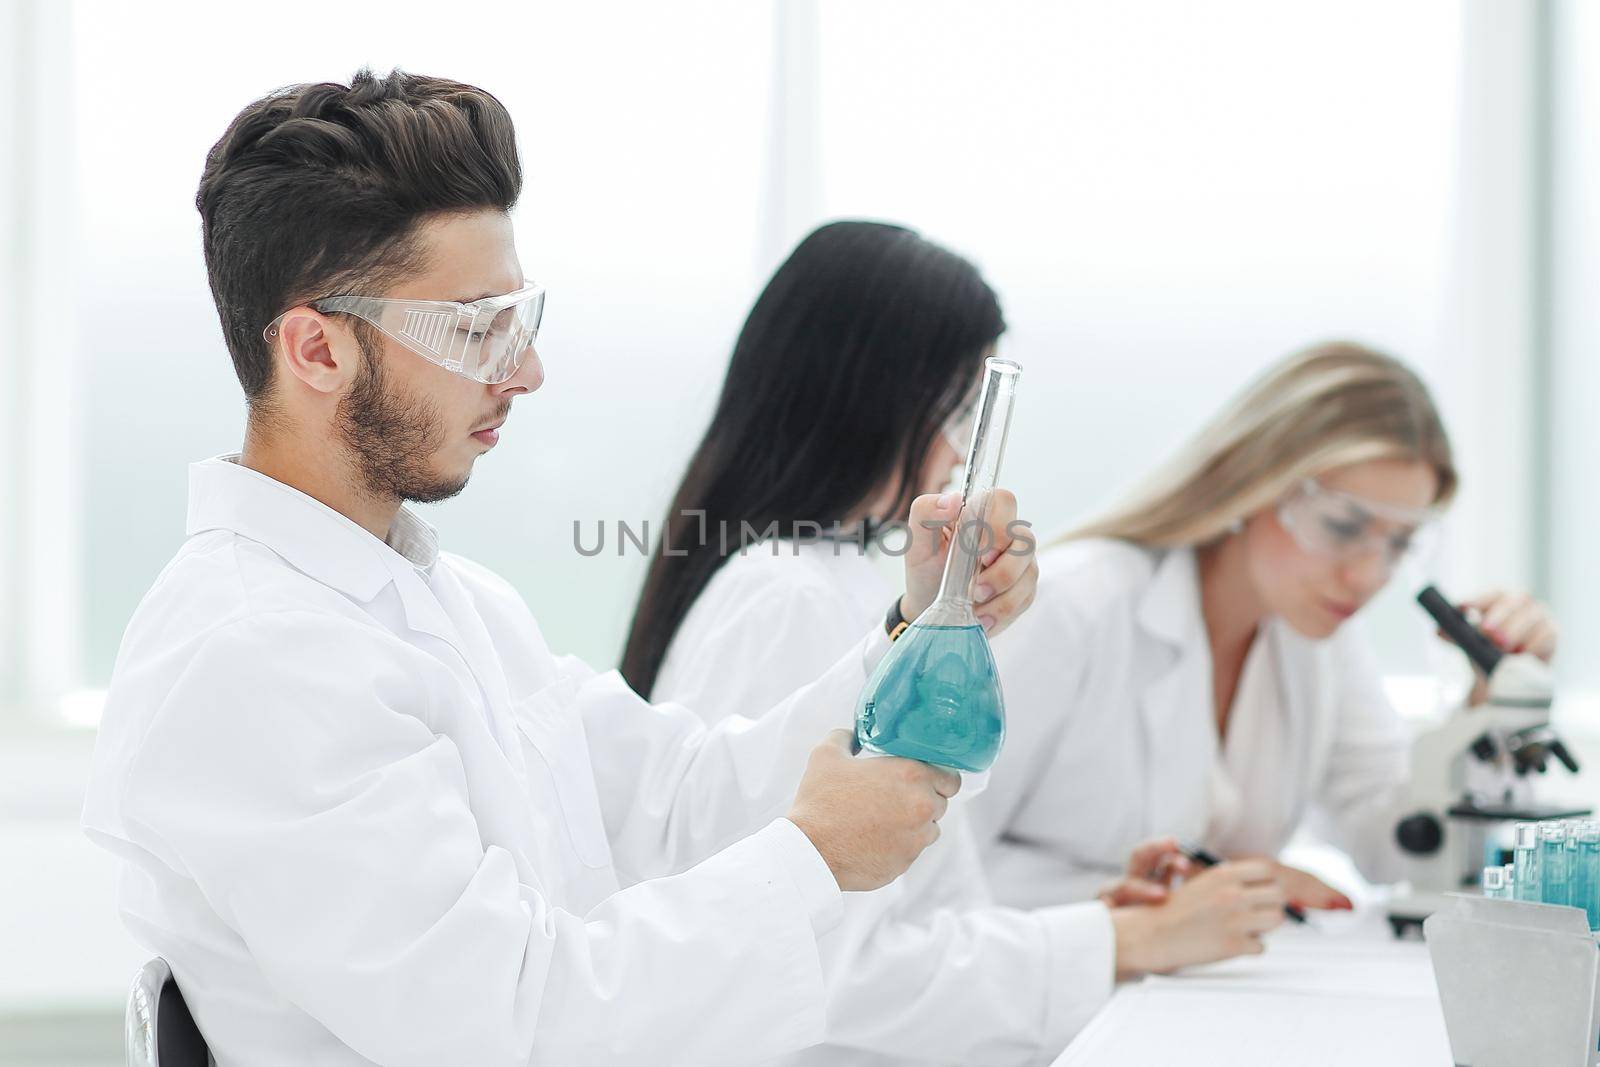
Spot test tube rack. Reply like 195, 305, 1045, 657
1425, 893, 1600, 1066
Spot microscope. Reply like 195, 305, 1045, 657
1386, 586, 1588, 937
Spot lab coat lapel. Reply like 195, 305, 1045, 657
379, 559, 479, 690
1134, 548, 1214, 843
187, 454, 505, 736
1267, 620, 1318, 831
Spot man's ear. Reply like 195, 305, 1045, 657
274, 308, 356, 395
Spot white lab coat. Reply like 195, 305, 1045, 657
968, 539, 1412, 909
656, 539, 1115, 1067
81, 456, 889, 1067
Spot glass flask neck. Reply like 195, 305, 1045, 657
929, 357, 1021, 614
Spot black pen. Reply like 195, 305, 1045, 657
1178, 842, 1309, 924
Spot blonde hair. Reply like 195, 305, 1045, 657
1064, 341, 1458, 548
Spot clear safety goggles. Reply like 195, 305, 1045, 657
942, 386, 981, 452
264, 283, 545, 385
1277, 478, 1439, 570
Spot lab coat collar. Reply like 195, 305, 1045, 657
184, 454, 440, 603
1135, 545, 1204, 650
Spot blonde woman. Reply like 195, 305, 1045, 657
969, 342, 1561, 922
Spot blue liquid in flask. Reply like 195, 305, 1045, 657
856, 622, 1005, 772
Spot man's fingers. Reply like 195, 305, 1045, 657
973, 539, 1033, 604
975, 490, 1029, 565
929, 765, 962, 799
823, 728, 858, 755
906, 491, 962, 565
976, 574, 1035, 635
984, 488, 1019, 534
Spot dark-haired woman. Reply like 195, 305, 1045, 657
623, 221, 1283, 1066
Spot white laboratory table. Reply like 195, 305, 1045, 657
1053, 909, 1454, 1066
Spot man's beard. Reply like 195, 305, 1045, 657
336, 338, 467, 504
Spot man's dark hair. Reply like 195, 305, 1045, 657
196, 68, 522, 407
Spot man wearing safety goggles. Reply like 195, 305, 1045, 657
259, 256, 546, 506
80, 69, 1041, 1065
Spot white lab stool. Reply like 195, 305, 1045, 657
125, 958, 211, 1066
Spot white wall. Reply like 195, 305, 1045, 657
1549, 0, 1600, 693
810, 0, 1469, 673
68, 0, 1485, 689
73, 0, 778, 681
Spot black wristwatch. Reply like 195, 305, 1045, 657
884, 597, 910, 642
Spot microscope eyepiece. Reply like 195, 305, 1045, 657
1417, 585, 1504, 677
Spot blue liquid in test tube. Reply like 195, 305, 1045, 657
1540, 822, 1571, 907
1578, 823, 1600, 930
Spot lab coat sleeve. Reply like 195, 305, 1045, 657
121, 612, 838, 1067
654, 570, 1117, 1061
809, 832, 1116, 1064
1308, 630, 1413, 884
570, 625, 891, 882
655, 578, 853, 726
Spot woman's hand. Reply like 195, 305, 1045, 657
1457, 590, 1559, 662
899, 489, 1039, 636
1111, 860, 1286, 978
1097, 836, 1199, 907
1271, 861, 1353, 911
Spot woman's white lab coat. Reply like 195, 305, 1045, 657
81, 456, 884, 1066
968, 538, 1412, 910
656, 539, 1116, 1067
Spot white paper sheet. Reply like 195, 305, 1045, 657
1052, 910, 1453, 1066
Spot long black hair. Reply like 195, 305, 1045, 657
621, 220, 1004, 698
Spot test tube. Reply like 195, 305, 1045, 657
1569, 823, 1589, 919
1513, 822, 1542, 901
1540, 822, 1571, 907
1579, 823, 1600, 930
1481, 864, 1509, 900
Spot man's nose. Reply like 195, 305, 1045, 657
493, 345, 544, 397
